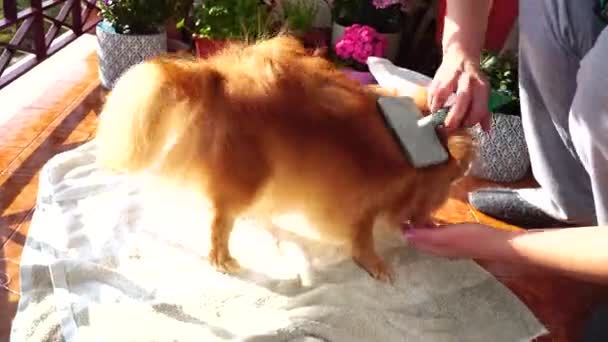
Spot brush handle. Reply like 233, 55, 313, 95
427, 107, 450, 127
427, 90, 513, 128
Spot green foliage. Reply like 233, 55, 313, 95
480, 50, 520, 115
280, 0, 319, 35
98, 0, 176, 35
330, 0, 404, 33
184, 0, 276, 42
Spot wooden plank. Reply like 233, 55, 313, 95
0, 18, 34, 75
30, 0, 47, 60
2, 0, 18, 21
44, 0, 74, 48
71, 0, 82, 35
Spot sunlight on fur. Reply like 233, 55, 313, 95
94, 35, 475, 283
127, 177, 404, 286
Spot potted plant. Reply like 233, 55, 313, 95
183, 0, 278, 58
96, 0, 175, 89
468, 50, 531, 183
166, 0, 195, 49
280, 0, 318, 36
329, 0, 413, 62
333, 23, 388, 84
278, 0, 327, 54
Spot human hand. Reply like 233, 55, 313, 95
404, 223, 523, 260
427, 48, 491, 132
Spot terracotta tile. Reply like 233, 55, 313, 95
472, 208, 523, 230
1, 216, 30, 293
0, 113, 96, 182
0, 221, 25, 340
57, 59, 99, 83
0, 108, 53, 148
0, 290, 19, 342
433, 197, 477, 224
26, 80, 99, 115
0, 173, 39, 216
0, 143, 46, 180
0, 34, 101, 341
0, 147, 23, 173
0, 210, 30, 247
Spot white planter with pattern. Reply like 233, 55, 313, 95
96, 21, 167, 89
469, 113, 531, 183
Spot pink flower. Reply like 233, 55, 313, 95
335, 24, 388, 66
372, 0, 411, 11
372, 0, 416, 13
373, 44, 384, 57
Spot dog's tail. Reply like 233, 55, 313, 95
94, 58, 223, 175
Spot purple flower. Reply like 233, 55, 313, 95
371, 0, 412, 11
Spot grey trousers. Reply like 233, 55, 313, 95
518, 0, 608, 225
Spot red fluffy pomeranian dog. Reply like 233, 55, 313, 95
95, 35, 474, 283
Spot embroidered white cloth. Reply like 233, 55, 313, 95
10, 64, 546, 342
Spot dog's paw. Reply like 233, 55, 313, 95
353, 254, 395, 284
208, 250, 241, 274
368, 261, 395, 284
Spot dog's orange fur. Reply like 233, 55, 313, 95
95, 35, 474, 283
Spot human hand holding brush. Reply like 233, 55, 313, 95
427, 0, 493, 132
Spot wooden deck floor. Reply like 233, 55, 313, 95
0, 33, 606, 342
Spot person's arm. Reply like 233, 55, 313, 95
406, 224, 608, 285
507, 227, 608, 284
441, 0, 492, 62
427, 0, 493, 131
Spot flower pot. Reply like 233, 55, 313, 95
193, 36, 229, 59
341, 68, 376, 85
96, 21, 167, 90
295, 28, 329, 56
468, 113, 531, 183
331, 22, 402, 62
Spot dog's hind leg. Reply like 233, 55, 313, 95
206, 141, 271, 274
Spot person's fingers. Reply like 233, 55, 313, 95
405, 229, 456, 257
426, 77, 440, 110
427, 63, 461, 112
463, 78, 490, 128
408, 240, 453, 257
444, 77, 473, 130
405, 227, 443, 244
429, 79, 457, 112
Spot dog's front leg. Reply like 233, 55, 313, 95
208, 210, 240, 273
351, 214, 394, 284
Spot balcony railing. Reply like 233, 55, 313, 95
0, 0, 101, 89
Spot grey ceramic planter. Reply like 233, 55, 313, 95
469, 113, 531, 183
96, 21, 167, 89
